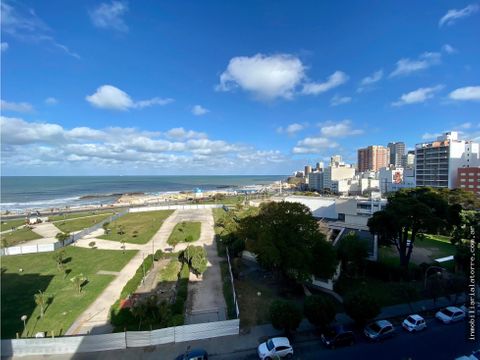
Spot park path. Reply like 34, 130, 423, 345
65, 210, 179, 335
66, 208, 226, 334
30, 222, 61, 238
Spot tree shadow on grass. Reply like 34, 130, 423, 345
1, 270, 54, 339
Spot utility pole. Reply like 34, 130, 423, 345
142, 252, 145, 285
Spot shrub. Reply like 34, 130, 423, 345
269, 300, 302, 334
120, 255, 154, 298
344, 290, 380, 326
304, 295, 336, 329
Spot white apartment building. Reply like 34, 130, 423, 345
323, 164, 355, 191
416, 132, 480, 189
308, 171, 324, 192
378, 166, 416, 194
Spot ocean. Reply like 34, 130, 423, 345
0, 175, 286, 212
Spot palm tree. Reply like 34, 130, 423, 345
34, 290, 47, 318
70, 273, 87, 294
120, 239, 126, 254
52, 249, 66, 272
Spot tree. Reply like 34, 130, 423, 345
396, 284, 418, 313
102, 222, 110, 235
34, 290, 47, 318
130, 301, 147, 330
368, 188, 452, 269
451, 210, 480, 246
337, 232, 369, 278
52, 249, 66, 272
70, 273, 87, 294
120, 239, 126, 254
303, 295, 336, 330
269, 300, 302, 334
239, 202, 337, 283
446, 274, 467, 305
55, 232, 70, 246
344, 290, 380, 326
180, 245, 208, 276
425, 273, 445, 305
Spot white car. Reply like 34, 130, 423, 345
435, 306, 466, 324
402, 314, 427, 332
257, 337, 294, 359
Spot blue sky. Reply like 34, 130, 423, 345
1, 0, 479, 175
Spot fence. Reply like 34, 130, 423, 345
0, 210, 128, 256
226, 247, 240, 318
1, 319, 240, 357
129, 204, 224, 213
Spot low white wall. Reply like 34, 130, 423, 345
129, 204, 224, 213
1, 319, 240, 357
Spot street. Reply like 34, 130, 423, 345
214, 320, 477, 360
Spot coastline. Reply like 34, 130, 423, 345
1, 181, 288, 217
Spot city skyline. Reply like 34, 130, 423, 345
1, 1, 480, 175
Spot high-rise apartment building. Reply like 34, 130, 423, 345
305, 165, 312, 176
308, 171, 324, 191
330, 155, 343, 166
415, 132, 480, 189
402, 151, 415, 169
388, 142, 405, 167
357, 145, 390, 172
457, 167, 480, 195
323, 163, 355, 191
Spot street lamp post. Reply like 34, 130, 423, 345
20, 315, 27, 336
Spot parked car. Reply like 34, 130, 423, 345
460, 302, 480, 315
364, 320, 395, 341
257, 337, 294, 359
435, 306, 466, 324
402, 314, 427, 332
455, 349, 480, 360
174, 348, 208, 360
321, 325, 355, 348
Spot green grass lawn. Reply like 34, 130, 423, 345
54, 213, 113, 233
49, 210, 116, 222
99, 210, 173, 244
157, 257, 182, 282
1, 246, 137, 339
1, 219, 26, 232
0, 228, 42, 248
167, 221, 201, 246
379, 233, 457, 267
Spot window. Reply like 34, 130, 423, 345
469, 185, 474, 188
461, 178, 466, 182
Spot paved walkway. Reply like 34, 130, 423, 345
30, 222, 61, 238
65, 210, 179, 335
184, 210, 227, 324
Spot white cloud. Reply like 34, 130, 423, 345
442, 44, 457, 54
217, 54, 306, 100
1, 99, 34, 113
390, 52, 441, 77
89, 1, 129, 32
1, 42, 8, 52
0, 116, 292, 174
45, 97, 58, 105
392, 85, 444, 106
166, 128, 207, 140
357, 69, 383, 92
319, 120, 363, 137
85, 85, 173, 111
302, 71, 349, 95
216, 53, 347, 100
439, 4, 479, 27
449, 86, 480, 101
330, 95, 351, 106
277, 123, 304, 135
459, 122, 472, 129
292, 137, 338, 154
1, 1, 80, 59
192, 105, 209, 116
422, 132, 442, 140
